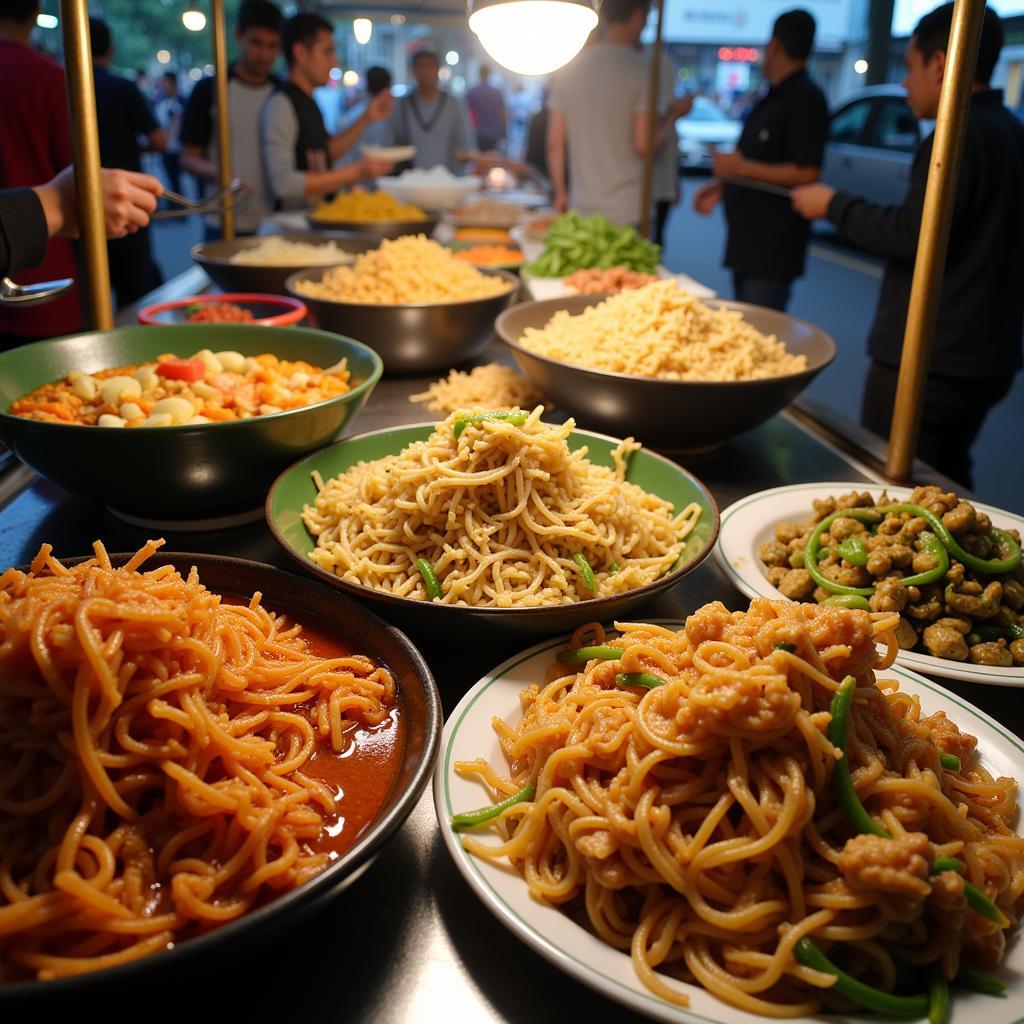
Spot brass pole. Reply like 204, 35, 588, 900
212, 0, 235, 239
639, 0, 664, 236
59, 0, 113, 330
885, 0, 984, 480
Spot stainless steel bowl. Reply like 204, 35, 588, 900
192, 232, 380, 295
306, 215, 440, 241
286, 268, 521, 375
495, 295, 837, 453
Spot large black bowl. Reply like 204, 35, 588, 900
0, 324, 382, 523
0, 551, 440, 1004
495, 295, 837, 453
306, 213, 439, 240
192, 232, 379, 295
287, 267, 520, 375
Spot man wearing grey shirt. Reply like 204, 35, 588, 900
261, 12, 392, 210
547, 0, 691, 226
385, 49, 474, 173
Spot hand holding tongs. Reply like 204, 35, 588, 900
151, 178, 252, 219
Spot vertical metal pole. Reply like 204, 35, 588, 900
885, 0, 985, 480
639, 0, 664, 236
59, 0, 113, 330
212, 0, 235, 239
866, 0, 895, 86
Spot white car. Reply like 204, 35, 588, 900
676, 97, 741, 169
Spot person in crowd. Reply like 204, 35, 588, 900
135, 69, 152, 102
337, 65, 393, 162
156, 71, 184, 197
508, 84, 534, 158
651, 59, 682, 247
180, 0, 283, 238
261, 12, 392, 209
466, 64, 506, 152
0, 0, 81, 344
792, 3, 1023, 488
525, 90, 553, 179
1, 167, 162, 279
386, 48, 475, 172
693, 9, 827, 312
547, 0, 692, 226
90, 17, 166, 308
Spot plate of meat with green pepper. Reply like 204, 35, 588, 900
715, 482, 1024, 686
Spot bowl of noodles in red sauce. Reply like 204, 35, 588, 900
137, 293, 308, 327
0, 542, 441, 996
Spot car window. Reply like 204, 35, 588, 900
828, 99, 872, 144
867, 98, 920, 152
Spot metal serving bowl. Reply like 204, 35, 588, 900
191, 232, 380, 295
266, 422, 719, 637
306, 214, 440, 241
0, 552, 440, 1002
286, 268, 520, 375
495, 295, 837, 453
0, 324, 382, 523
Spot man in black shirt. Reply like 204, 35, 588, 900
693, 9, 827, 312
90, 18, 166, 308
792, 3, 1023, 488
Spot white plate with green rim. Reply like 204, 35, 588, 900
714, 482, 1024, 687
433, 622, 1024, 1024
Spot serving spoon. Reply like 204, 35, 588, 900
0, 275, 74, 306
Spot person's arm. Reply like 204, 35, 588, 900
546, 108, 568, 212
328, 90, 393, 162
712, 150, 819, 187
634, 95, 693, 156
179, 79, 217, 182
0, 188, 48, 277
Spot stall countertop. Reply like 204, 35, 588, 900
2, 275, 1017, 1021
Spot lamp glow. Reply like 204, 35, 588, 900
342, 69, 359, 87
854, 58, 869, 74
353, 17, 372, 45
182, 6, 207, 32
156, 49, 171, 63
468, 0, 596, 76
36, 13, 58, 28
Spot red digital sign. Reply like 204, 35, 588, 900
717, 46, 759, 62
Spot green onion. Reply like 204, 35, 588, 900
793, 938, 929, 1017
928, 970, 950, 1024
556, 645, 623, 664
615, 672, 665, 689
930, 858, 1010, 928
608, 561, 620, 574
955, 963, 1006, 996
453, 410, 528, 439
572, 553, 596, 593
414, 558, 441, 601
450, 781, 535, 832
775, 642, 797, 653
828, 676, 890, 838
939, 752, 961, 771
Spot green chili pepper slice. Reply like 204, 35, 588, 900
821, 594, 874, 611
793, 938, 929, 1017
837, 535, 869, 567
877, 503, 1022, 576
556, 645, 624, 664
572, 553, 596, 593
900, 531, 950, 588
608, 561, 620, 574
968, 623, 1024, 643
414, 558, 442, 600
450, 781, 536, 832
930, 858, 1010, 927
804, 509, 879, 597
615, 672, 665, 689
955, 963, 1007, 996
829, 676, 890, 838
928, 970, 951, 1024
452, 410, 528, 439
939, 752, 961, 771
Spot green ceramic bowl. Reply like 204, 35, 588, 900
0, 325, 382, 524
266, 422, 719, 636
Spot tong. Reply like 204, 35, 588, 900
151, 178, 252, 219
0, 275, 74, 306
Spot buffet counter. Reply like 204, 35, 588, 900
2, 266, 1018, 1018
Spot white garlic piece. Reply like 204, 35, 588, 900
98, 413, 126, 428
119, 402, 144, 421
151, 396, 195, 424
215, 350, 245, 373
193, 349, 223, 374
71, 375, 98, 401
99, 375, 142, 407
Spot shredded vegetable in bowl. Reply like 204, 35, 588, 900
10, 350, 351, 427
